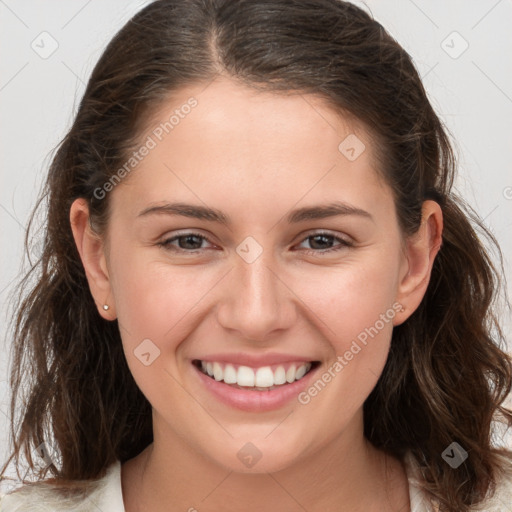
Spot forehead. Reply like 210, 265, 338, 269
109, 76, 392, 225
143, 75, 364, 159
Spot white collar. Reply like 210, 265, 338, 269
97, 452, 436, 512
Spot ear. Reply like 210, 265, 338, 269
69, 198, 116, 320
393, 200, 443, 326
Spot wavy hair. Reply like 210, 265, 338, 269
2, 1, 511, 510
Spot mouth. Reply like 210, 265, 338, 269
192, 359, 321, 391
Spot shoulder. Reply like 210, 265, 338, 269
404, 451, 512, 512
472, 461, 512, 511
0, 460, 124, 512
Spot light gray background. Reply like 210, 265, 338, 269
1, 0, 511, 482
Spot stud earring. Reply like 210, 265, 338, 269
103, 304, 110, 311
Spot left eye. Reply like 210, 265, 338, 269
296, 232, 352, 253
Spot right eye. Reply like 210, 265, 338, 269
157, 232, 215, 253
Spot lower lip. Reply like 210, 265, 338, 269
192, 363, 320, 412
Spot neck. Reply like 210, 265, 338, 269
122, 412, 410, 512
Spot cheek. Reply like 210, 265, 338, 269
107, 242, 219, 375
291, 263, 400, 427
112, 257, 218, 341
109, 254, 221, 406
297, 254, 401, 350
291, 251, 402, 409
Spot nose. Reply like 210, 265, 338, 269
216, 251, 298, 342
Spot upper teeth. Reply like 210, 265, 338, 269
201, 361, 312, 388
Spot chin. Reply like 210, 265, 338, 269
203, 437, 307, 474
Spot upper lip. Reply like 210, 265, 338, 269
193, 353, 319, 367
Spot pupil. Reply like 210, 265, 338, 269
311, 235, 331, 250
180, 235, 202, 249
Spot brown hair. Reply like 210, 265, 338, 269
2, 1, 511, 510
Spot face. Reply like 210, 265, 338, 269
73, 76, 438, 474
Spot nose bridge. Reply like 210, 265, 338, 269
216, 244, 295, 340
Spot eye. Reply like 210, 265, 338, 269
157, 232, 214, 252
157, 230, 353, 255
295, 232, 353, 255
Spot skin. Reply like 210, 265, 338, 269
70, 75, 443, 512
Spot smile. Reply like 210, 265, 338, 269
193, 360, 320, 390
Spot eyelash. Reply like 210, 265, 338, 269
157, 231, 353, 256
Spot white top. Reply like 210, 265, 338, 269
1, 452, 512, 511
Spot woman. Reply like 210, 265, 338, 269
1, 0, 512, 510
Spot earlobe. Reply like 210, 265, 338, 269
69, 198, 116, 320
393, 200, 443, 326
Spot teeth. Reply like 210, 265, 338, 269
237, 366, 255, 387
255, 367, 274, 387
213, 362, 223, 381
198, 361, 313, 388
295, 365, 307, 380
223, 364, 237, 384
273, 366, 286, 385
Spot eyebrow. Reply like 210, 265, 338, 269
137, 201, 373, 225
